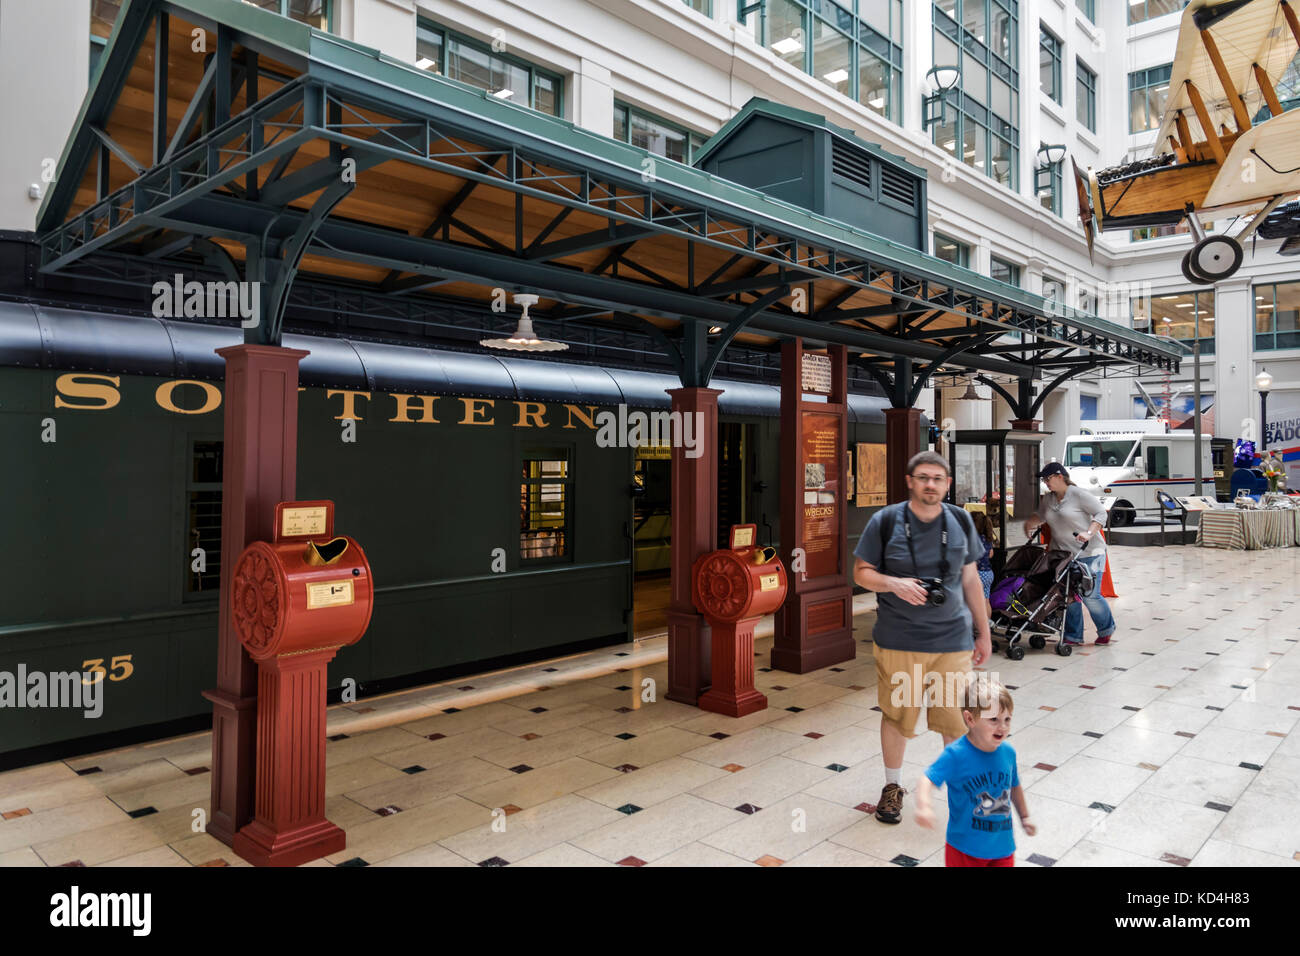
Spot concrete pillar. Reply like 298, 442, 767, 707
573, 58, 614, 135
1215, 278, 1252, 442
343, 0, 417, 60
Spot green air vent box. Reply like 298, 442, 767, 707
693, 98, 927, 250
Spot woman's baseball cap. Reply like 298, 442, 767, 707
1039, 462, 1069, 481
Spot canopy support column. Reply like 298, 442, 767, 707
665, 384, 722, 705
203, 343, 309, 848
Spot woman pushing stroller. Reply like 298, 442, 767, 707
1022, 462, 1117, 648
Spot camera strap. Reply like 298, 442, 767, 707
903, 506, 950, 582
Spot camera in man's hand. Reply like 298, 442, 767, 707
923, 578, 946, 606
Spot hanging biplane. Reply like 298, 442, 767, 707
1074, 0, 1300, 284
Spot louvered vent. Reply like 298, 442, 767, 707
880, 165, 915, 207
831, 139, 872, 191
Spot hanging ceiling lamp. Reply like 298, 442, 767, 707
957, 382, 985, 401
480, 294, 568, 352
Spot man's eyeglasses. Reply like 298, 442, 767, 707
910, 473, 948, 485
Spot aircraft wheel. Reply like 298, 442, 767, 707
1181, 251, 1213, 286
1189, 235, 1243, 282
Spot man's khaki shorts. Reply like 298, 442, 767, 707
874, 646, 973, 739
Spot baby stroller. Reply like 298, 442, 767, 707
988, 529, 1096, 660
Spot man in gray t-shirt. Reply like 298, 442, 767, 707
851, 451, 992, 826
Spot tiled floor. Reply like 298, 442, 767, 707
3, 544, 1300, 867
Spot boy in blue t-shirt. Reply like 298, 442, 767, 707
915, 679, 1036, 866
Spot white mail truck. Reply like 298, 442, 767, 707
1056, 420, 1215, 527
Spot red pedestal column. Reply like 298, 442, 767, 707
233, 649, 346, 867
697, 619, 766, 717
204, 344, 308, 847
884, 407, 922, 505
665, 387, 721, 706
773, 341, 855, 673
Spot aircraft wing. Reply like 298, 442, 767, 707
1154, 0, 1300, 156
1204, 107, 1300, 205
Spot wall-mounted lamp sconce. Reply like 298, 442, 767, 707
922, 65, 961, 131
1034, 144, 1067, 192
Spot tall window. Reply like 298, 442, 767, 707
614, 104, 706, 164
1129, 1, 1186, 25
991, 256, 1021, 286
520, 451, 571, 561
741, 0, 906, 125
932, 1, 1020, 190
186, 439, 223, 596
1138, 290, 1215, 355
1129, 64, 1172, 133
1075, 0, 1095, 22
1255, 281, 1300, 351
417, 18, 563, 117
684, 0, 713, 14
934, 233, 970, 267
1037, 145, 1062, 215
1040, 27, 1061, 104
1076, 59, 1097, 132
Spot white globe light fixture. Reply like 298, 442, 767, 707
480, 294, 568, 352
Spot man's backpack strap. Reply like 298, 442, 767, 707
876, 503, 901, 574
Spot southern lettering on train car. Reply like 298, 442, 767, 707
49, 372, 602, 429
49, 373, 707, 455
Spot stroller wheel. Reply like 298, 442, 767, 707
1029, 635, 1046, 650
1006, 644, 1025, 661
1055, 641, 1074, 657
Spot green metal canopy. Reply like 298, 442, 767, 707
36, 0, 1185, 409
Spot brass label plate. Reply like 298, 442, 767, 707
759, 573, 779, 592
732, 526, 754, 549
307, 579, 354, 609
282, 505, 328, 538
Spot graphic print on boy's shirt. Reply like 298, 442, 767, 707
925, 737, 1020, 859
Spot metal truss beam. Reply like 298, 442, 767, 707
38, 75, 1182, 374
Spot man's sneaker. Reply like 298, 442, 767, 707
875, 783, 906, 824
1095, 633, 1114, 646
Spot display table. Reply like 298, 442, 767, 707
1197, 509, 1297, 550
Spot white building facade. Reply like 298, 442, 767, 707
5, 0, 1297, 460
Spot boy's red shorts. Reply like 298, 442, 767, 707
945, 844, 1014, 867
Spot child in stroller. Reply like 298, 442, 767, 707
988, 529, 1096, 660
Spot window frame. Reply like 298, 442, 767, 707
990, 255, 1021, 287
1039, 25, 1061, 105
739, 0, 906, 125
934, 232, 971, 267
1135, 289, 1215, 355
1076, 58, 1097, 132
1075, 0, 1095, 23
1128, 1, 1187, 26
519, 446, 575, 565
183, 436, 224, 602
1254, 280, 1300, 352
613, 101, 707, 164
932, 0, 1021, 191
416, 16, 565, 118
1128, 63, 1172, 134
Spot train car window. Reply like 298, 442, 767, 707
187, 439, 223, 595
520, 449, 570, 561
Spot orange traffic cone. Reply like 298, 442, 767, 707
1098, 530, 1117, 598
